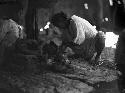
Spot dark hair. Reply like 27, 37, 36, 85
50, 11, 68, 27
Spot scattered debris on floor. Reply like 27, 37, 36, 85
0, 55, 121, 93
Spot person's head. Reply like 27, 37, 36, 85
50, 11, 70, 29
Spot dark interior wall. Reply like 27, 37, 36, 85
0, 0, 102, 36
37, 0, 89, 29
0, 0, 22, 22
37, 0, 125, 34
0, 0, 124, 36
0, 0, 113, 31
37, 8, 52, 30
29, 0, 106, 38
0, 4, 18, 18
37, 0, 109, 31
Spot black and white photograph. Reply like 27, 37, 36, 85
0, 0, 124, 93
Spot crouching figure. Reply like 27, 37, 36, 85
50, 12, 105, 65
0, 18, 25, 64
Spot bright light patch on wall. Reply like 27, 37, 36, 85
103, 17, 109, 22
109, 0, 113, 6
84, 3, 88, 9
105, 32, 119, 48
18, 25, 24, 31
93, 25, 96, 29
44, 22, 50, 29
40, 28, 43, 31
105, 17, 108, 21
118, 0, 122, 4
40, 22, 50, 32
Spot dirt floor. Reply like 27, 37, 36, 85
0, 47, 122, 93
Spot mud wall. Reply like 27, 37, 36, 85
0, 0, 116, 33
37, 0, 109, 31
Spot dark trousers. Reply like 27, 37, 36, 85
117, 63, 125, 91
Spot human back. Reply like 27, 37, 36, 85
68, 15, 98, 60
